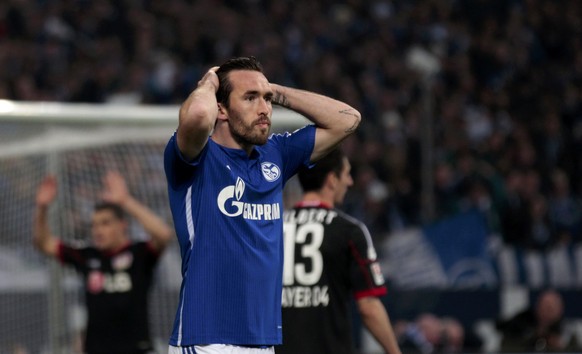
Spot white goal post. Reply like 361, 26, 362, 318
0, 99, 310, 124
0, 100, 307, 354
0, 100, 309, 157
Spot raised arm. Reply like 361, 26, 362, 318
270, 84, 361, 162
33, 175, 61, 257
176, 66, 220, 160
358, 297, 403, 354
102, 171, 173, 252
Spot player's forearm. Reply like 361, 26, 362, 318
122, 197, 173, 250
359, 298, 403, 354
271, 84, 360, 131
33, 205, 59, 256
177, 79, 218, 160
270, 84, 361, 161
364, 316, 402, 354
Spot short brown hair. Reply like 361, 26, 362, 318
215, 56, 264, 107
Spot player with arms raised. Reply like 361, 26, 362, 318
164, 56, 360, 353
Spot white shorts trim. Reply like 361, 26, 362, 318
169, 344, 275, 354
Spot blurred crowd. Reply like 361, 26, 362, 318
1, 0, 582, 251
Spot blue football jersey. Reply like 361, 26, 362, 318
164, 125, 315, 346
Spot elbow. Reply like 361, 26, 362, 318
32, 237, 41, 251
352, 110, 362, 131
33, 236, 53, 256
161, 228, 174, 244
32, 228, 43, 251
357, 297, 382, 319
342, 108, 361, 135
180, 103, 215, 133
358, 304, 375, 320
155, 226, 175, 247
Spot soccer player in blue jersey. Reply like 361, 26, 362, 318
164, 56, 361, 354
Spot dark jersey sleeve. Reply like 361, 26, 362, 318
57, 241, 91, 273
343, 214, 387, 299
139, 241, 163, 270
57, 241, 160, 273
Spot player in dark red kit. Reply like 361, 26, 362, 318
278, 149, 402, 354
33, 171, 173, 354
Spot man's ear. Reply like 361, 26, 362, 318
325, 172, 338, 190
217, 103, 228, 121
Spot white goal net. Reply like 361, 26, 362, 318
0, 100, 307, 354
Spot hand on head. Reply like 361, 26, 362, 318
200, 66, 220, 92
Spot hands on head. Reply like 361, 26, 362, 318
199, 66, 219, 92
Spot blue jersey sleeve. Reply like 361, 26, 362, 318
164, 133, 208, 190
269, 124, 316, 182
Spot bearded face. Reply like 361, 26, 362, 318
218, 70, 273, 149
227, 106, 271, 146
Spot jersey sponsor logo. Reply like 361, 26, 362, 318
261, 162, 281, 182
88, 271, 105, 293
87, 270, 133, 294
112, 252, 133, 270
217, 177, 281, 220
282, 285, 329, 308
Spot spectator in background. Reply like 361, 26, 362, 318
496, 289, 580, 352
501, 169, 555, 251
498, 170, 522, 240
525, 194, 556, 250
33, 171, 173, 354
395, 313, 466, 354
441, 317, 466, 353
547, 169, 582, 244
433, 160, 460, 219
457, 175, 502, 237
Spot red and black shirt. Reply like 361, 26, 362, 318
58, 241, 160, 354
278, 202, 387, 354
